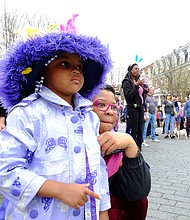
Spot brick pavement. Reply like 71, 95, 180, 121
1, 123, 190, 220
118, 122, 190, 220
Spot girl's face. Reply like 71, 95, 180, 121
92, 89, 118, 134
131, 65, 139, 78
44, 53, 84, 104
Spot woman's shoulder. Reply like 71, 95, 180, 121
122, 73, 132, 85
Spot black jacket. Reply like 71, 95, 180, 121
109, 150, 151, 201
122, 72, 147, 110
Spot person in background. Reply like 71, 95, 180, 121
183, 94, 190, 137
92, 84, 151, 220
173, 96, 182, 131
0, 105, 6, 131
142, 87, 160, 147
162, 94, 176, 138
0, 31, 112, 220
160, 109, 164, 127
123, 105, 131, 134
156, 109, 161, 127
114, 92, 122, 132
179, 103, 185, 129
122, 64, 148, 151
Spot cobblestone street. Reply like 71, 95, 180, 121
119, 122, 190, 220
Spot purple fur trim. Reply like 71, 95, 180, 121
0, 32, 113, 109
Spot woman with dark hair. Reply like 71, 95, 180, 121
162, 94, 176, 138
122, 64, 148, 151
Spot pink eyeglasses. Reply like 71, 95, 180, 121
93, 100, 118, 113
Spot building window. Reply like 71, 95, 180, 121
179, 50, 185, 65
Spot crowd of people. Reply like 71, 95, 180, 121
121, 63, 190, 150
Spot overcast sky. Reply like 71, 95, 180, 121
1, 0, 190, 69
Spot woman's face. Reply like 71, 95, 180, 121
43, 53, 84, 104
130, 64, 139, 78
166, 95, 172, 101
92, 89, 118, 134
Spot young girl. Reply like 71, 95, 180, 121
92, 84, 151, 220
0, 31, 112, 219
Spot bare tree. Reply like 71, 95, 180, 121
0, 8, 22, 52
0, 3, 55, 56
153, 55, 190, 101
173, 66, 190, 101
22, 13, 56, 29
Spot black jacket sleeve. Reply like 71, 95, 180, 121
109, 150, 151, 201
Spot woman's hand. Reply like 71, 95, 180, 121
98, 131, 138, 158
136, 78, 144, 86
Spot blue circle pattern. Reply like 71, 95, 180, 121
29, 210, 38, 219
71, 116, 78, 123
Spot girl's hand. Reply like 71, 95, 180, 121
37, 181, 101, 210
56, 183, 101, 210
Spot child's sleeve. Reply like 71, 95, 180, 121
0, 107, 47, 209
99, 156, 111, 211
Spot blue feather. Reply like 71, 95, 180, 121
138, 57, 143, 63
135, 55, 138, 62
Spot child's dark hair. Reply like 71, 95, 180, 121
101, 84, 115, 95
128, 63, 138, 72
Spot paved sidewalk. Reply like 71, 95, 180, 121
119, 122, 190, 220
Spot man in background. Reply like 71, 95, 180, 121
142, 87, 160, 147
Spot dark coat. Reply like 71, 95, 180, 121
122, 72, 148, 110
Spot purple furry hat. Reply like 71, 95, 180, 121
0, 32, 113, 109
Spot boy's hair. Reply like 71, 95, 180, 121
0, 32, 113, 109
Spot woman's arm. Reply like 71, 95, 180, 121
162, 104, 166, 118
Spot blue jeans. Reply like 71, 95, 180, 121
164, 113, 175, 135
143, 113, 156, 141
